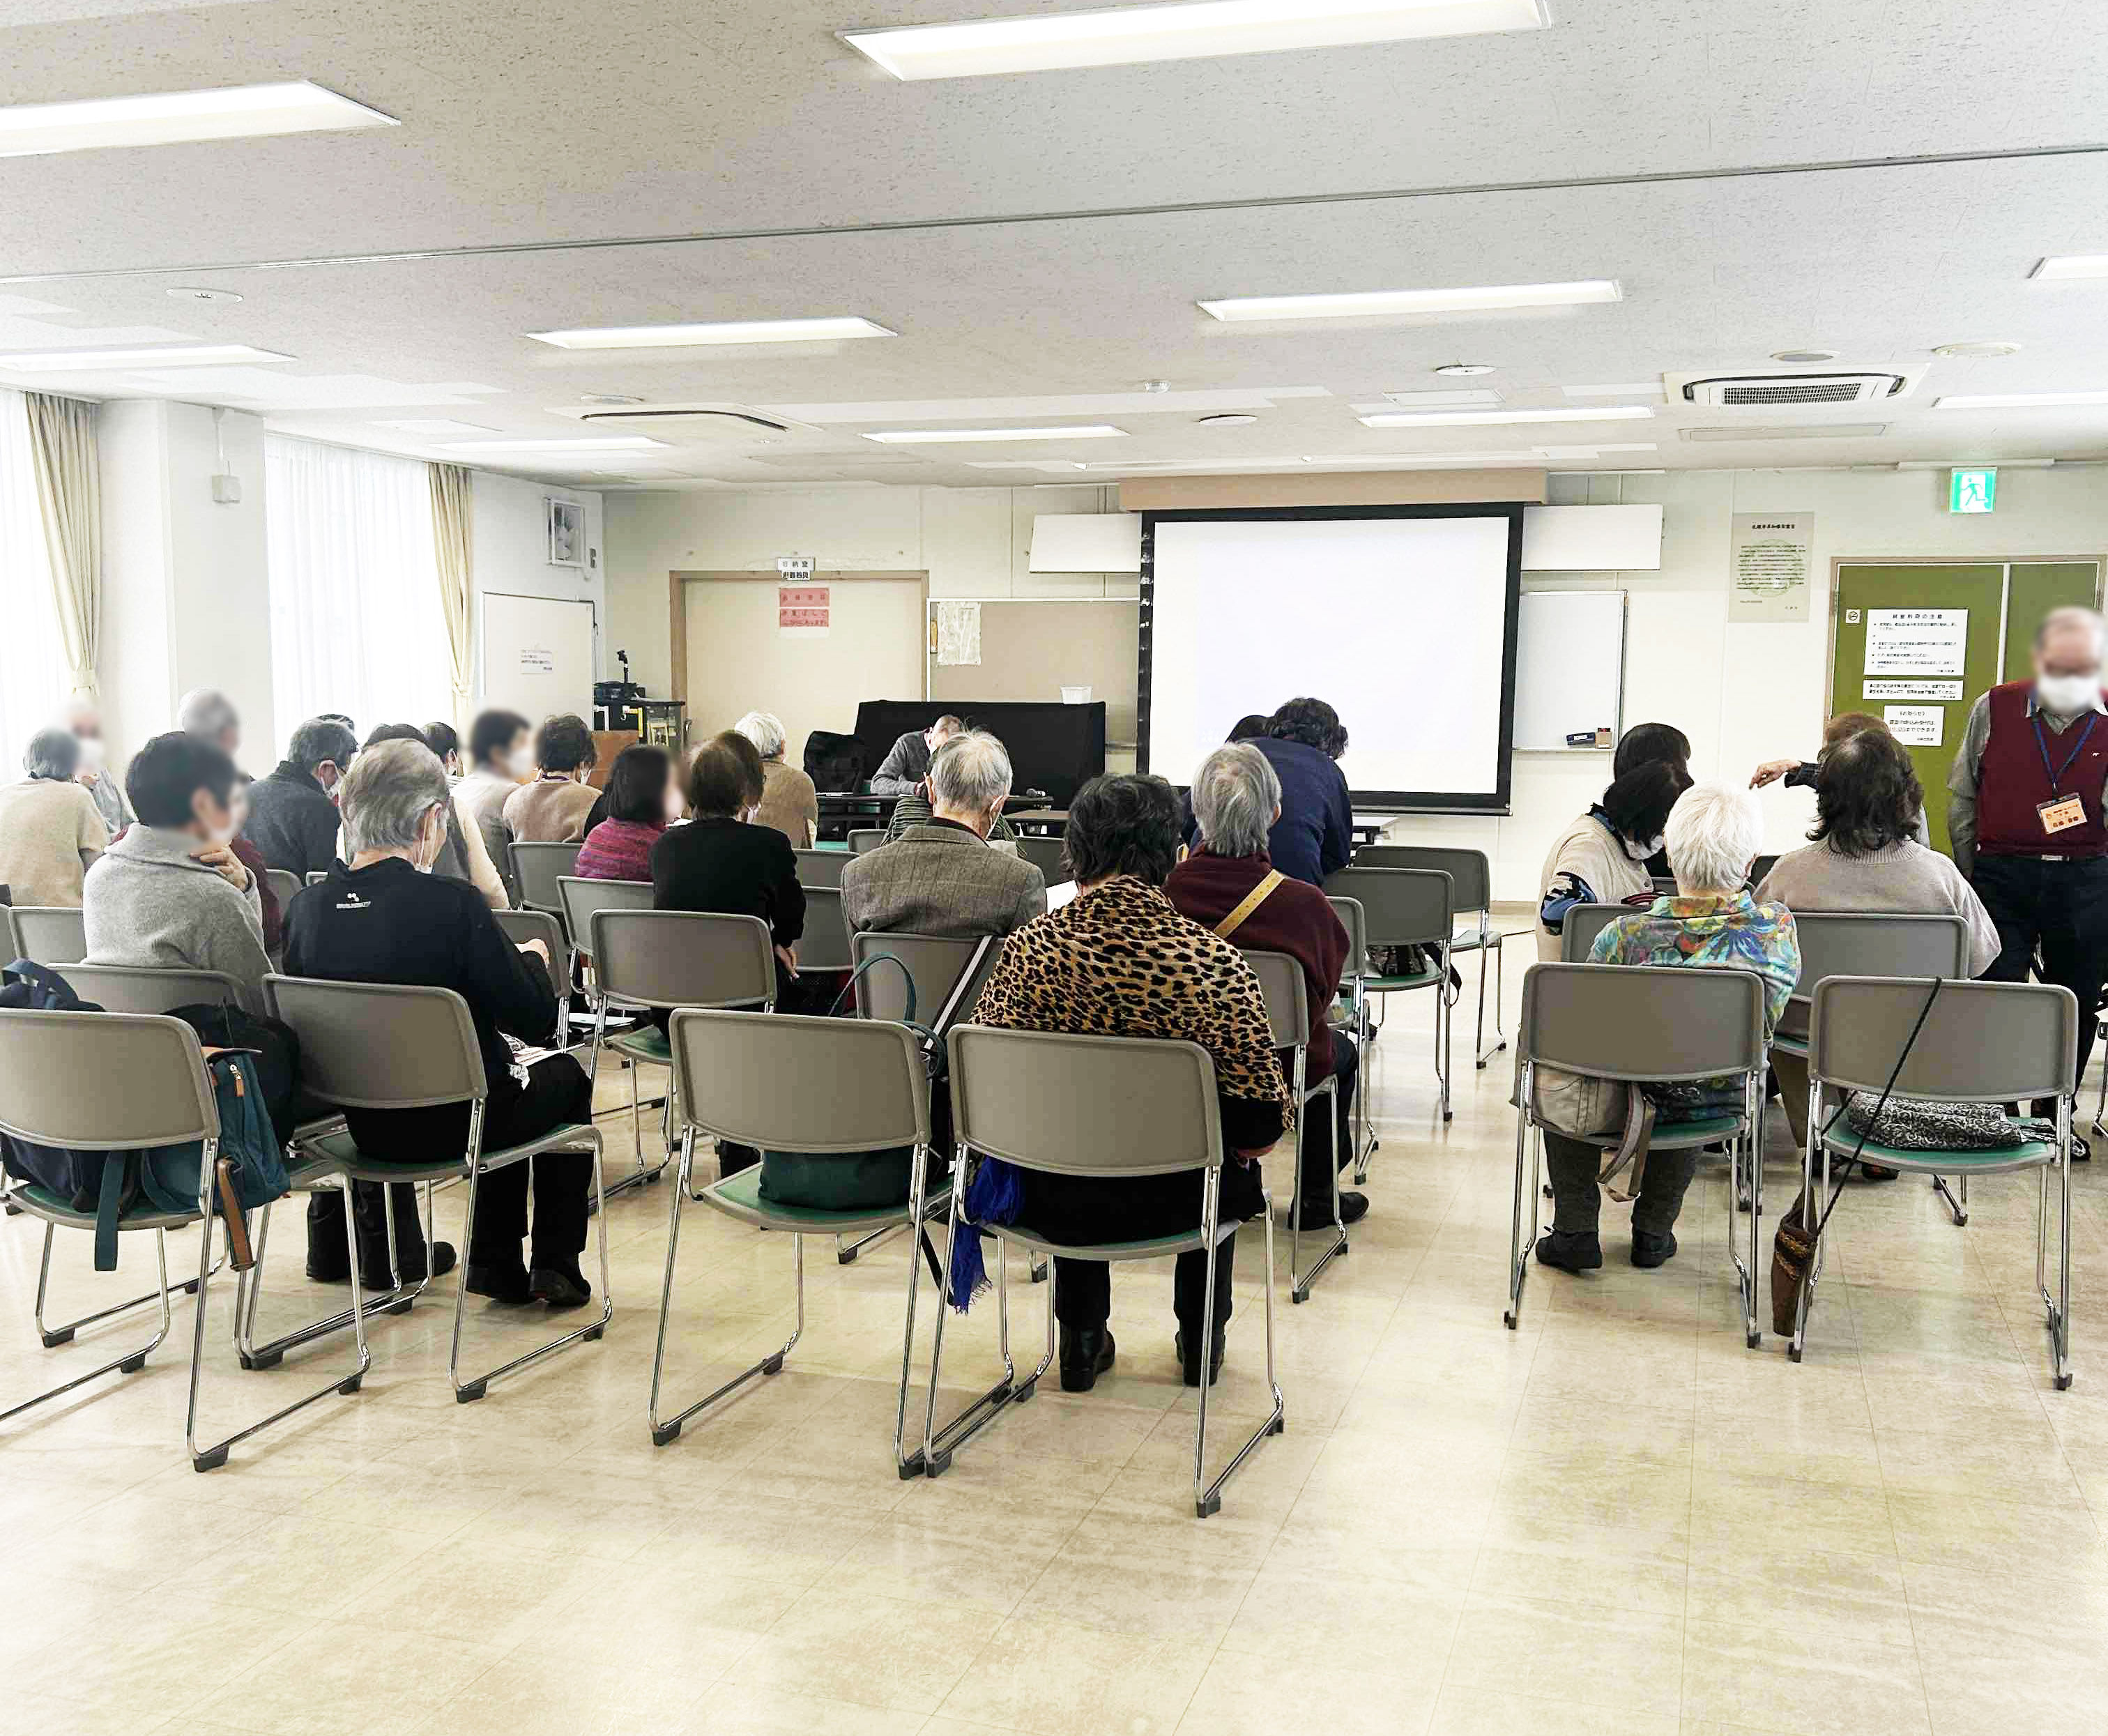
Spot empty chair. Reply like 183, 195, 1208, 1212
848, 828, 887, 855
1012, 835, 1067, 883
7, 906, 87, 965
48, 964, 242, 1015
1242, 947, 1345, 1302
852, 930, 1003, 1029
797, 885, 855, 973
510, 840, 582, 915
1321, 865, 1456, 1121
792, 848, 848, 890
1354, 845, 1525, 1069
1558, 902, 1631, 964
493, 907, 570, 1042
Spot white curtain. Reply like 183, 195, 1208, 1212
428, 462, 475, 734
265, 436, 452, 754
0, 388, 65, 774
24, 391, 101, 700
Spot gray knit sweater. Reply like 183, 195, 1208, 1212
82, 825, 274, 1014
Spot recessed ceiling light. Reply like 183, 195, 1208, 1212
1199, 280, 1621, 322
579, 393, 646, 406
0, 342, 291, 372
1357, 404, 1652, 428
2031, 257, 2108, 281
0, 81, 395, 158
1933, 341, 2024, 359
1770, 348, 1838, 364
1433, 363, 1496, 376
527, 318, 894, 350
841, 0, 1548, 79
1934, 391, 2108, 411
440, 436, 671, 452
1198, 413, 1258, 426
375, 418, 501, 436
165, 286, 243, 304
864, 425, 1129, 443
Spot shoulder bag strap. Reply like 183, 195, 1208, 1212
1213, 870, 1286, 942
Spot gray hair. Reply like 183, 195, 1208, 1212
2036, 606, 2107, 655
176, 687, 240, 741
1191, 743, 1281, 858
1665, 779, 1764, 895
288, 716, 358, 778
733, 710, 788, 761
24, 727, 80, 781
338, 738, 450, 856
928, 729, 1013, 816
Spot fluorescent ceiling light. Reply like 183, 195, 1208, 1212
864, 425, 1128, 443
1200, 280, 1621, 322
0, 82, 395, 159
440, 436, 671, 452
2031, 257, 2108, 281
527, 318, 894, 349
1934, 391, 2108, 411
841, 0, 1545, 79
0, 343, 291, 372
1358, 404, 1652, 428
374, 418, 499, 436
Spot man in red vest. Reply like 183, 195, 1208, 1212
1947, 605, 2108, 1155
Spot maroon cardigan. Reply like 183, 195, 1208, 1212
1166, 847, 1349, 1078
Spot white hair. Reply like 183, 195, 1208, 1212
928, 729, 1012, 816
733, 710, 787, 761
2036, 606, 2107, 655
1191, 743, 1281, 858
176, 687, 240, 741
1665, 779, 1763, 896
338, 738, 450, 855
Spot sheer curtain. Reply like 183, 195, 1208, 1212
265, 436, 452, 752
0, 387, 65, 772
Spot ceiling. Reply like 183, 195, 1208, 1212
4, 0, 2108, 488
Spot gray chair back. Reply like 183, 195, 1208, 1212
1013, 835, 1068, 882
305, 870, 330, 886
1559, 902, 1629, 963
1780, 911, 1973, 1038
265, 976, 485, 1109
949, 1025, 1223, 1178
511, 841, 583, 912
799, 886, 855, 973
1240, 948, 1312, 1051
558, 876, 654, 950
8, 906, 87, 965
54, 964, 243, 1015
588, 909, 775, 1012
793, 848, 847, 890
1650, 876, 1679, 897
1518, 961, 1766, 1085
1326, 895, 1367, 982
1809, 977, 2077, 1104
1353, 845, 1490, 918
848, 828, 887, 855
852, 931, 1003, 1030
264, 869, 303, 911
494, 908, 567, 1005
0, 1009, 218, 1151
668, 1009, 929, 1150
1320, 866, 1451, 950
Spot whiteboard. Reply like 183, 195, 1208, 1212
480, 593, 595, 722
1513, 591, 1625, 750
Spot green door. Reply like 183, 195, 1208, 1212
2004, 563, 2104, 677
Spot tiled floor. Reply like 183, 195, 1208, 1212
5, 950, 2108, 1736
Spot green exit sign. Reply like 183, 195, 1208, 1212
1950, 467, 1997, 513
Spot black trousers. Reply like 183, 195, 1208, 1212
1973, 854, 2108, 1096
1297, 1035, 1359, 1205
1024, 1159, 1265, 1334
1543, 1127, 1700, 1238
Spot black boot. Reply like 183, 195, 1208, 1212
1058, 1325, 1115, 1392
1175, 1326, 1226, 1387
1631, 1228, 1678, 1269
1534, 1229, 1603, 1272
529, 1263, 592, 1309
1295, 1189, 1370, 1228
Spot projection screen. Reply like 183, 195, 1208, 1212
1139, 504, 1526, 810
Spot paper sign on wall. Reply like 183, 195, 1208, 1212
519, 647, 554, 673
778, 584, 830, 637
1864, 679, 1964, 701
1863, 608, 1968, 678
1729, 514, 1814, 621
935, 600, 982, 667
1883, 705, 1946, 747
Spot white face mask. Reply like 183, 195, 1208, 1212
415, 808, 445, 873
2037, 672, 2100, 716
1624, 833, 1665, 862
75, 737, 105, 772
507, 746, 535, 779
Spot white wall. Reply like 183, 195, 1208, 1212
470, 469, 606, 694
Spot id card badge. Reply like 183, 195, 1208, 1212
2040, 794, 2088, 835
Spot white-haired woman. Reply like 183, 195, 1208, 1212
282, 738, 596, 1308
0, 728, 107, 908
734, 710, 818, 848
1537, 781, 1799, 1274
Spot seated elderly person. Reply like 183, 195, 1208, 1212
82, 732, 273, 1012
284, 739, 595, 1307
246, 715, 356, 877
456, 708, 533, 897
0, 728, 107, 908
576, 743, 680, 881
1167, 743, 1361, 1228
972, 774, 1291, 1392
363, 724, 507, 908
1248, 697, 1354, 887
846, 731, 1046, 938
871, 713, 963, 796
1538, 782, 1800, 1274
1537, 759, 1690, 961
502, 713, 600, 844
734, 711, 820, 849
1757, 726, 1998, 1159
62, 696, 133, 840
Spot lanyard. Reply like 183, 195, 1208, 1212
2034, 711, 2098, 797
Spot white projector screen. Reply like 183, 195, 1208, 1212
1140, 506, 1524, 809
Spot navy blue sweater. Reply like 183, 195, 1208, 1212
1251, 738, 1353, 887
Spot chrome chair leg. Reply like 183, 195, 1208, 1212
1933, 1172, 1969, 1227
3, 1226, 176, 1422
1288, 1066, 1345, 1304
33, 1217, 216, 1348
1351, 990, 1377, 1185
1504, 1064, 1538, 1330
924, 1168, 1039, 1476
238, 1177, 434, 1369
2042, 1099, 2075, 1389
1193, 1173, 1284, 1519
586, 998, 669, 1206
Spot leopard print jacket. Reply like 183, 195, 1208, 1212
971, 874, 1294, 1125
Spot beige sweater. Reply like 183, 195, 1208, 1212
503, 775, 599, 845
754, 758, 818, 850
0, 777, 107, 908
1536, 810, 1653, 961
1757, 838, 2000, 976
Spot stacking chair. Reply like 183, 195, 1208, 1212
1773, 913, 1972, 1220
6, 906, 87, 965
1012, 835, 1068, 883
1321, 865, 1456, 1121
1505, 963, 1769, 1346
0, 1007, 367, 1470
650, 1008, 946, 1472
1355, 846, 1525, 1069
266, 975, 610, 1403
1558, 902, 1633, 964
848, 828, 887, 854
1749, 853, 1780, 889
799, 886, 855, 973
510, 840, 583, 918
1324, 895, 1377, 1184
556, 878, 664, 1192
305, 870, 330, 887
926, 1026, 1283, 1518
264, 868, 303, 912
585, 910, 776, 1201
1796, 977, 2077, 1384
793, 848, 848, 890
1242, 949, 1344, 1303
494, 908, 570, 1044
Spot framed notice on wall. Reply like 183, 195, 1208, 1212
778, 584, 830, 637
1729, 514, 1814, 621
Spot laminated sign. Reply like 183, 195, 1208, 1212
779, 584, 830, 637
1863, 608, 1967, 678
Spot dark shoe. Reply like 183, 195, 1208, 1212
1058, 1326, 1115, 1392
1861, 1163, 1901, 1182
1296, 1190, 1370, 1228
2074, 1132, 2092, 1164
528, 1264, 592, 1309
1534, 1230, 1603, 1272
1631, 1228, 1678, 1269
1175, 1327, 1226, 1387
464, 1263, 533, 1304
305, 1255, 350, 1284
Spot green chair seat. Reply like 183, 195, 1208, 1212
609, 1026, 671, 1065
994, 1216, 1237, 1265
13, 1184, 196, 1233
297, 1123, 596, 1182
700, 1163, 947, 1234
1771, 1032, 1809, 1058
1819, 1125, 2056, 1175
1648, 1112, 1746, 1150
1366, 967, 1443, 991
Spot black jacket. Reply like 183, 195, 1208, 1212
243, 761, 342, 877
650, 816, 804, 947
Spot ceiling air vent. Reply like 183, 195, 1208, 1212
1682, 423, 1888, 443
1667, 368, 1921, 409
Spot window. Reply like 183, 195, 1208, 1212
264, 435, 450, 750
0, 388, 63, 774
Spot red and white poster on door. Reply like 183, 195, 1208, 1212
778, 584, 830, 637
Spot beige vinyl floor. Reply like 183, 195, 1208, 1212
4, 949, 2108, 1736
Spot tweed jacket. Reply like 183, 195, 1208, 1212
841, 820, 1047, 939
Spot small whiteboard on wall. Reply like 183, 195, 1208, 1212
481, 593, 595, 722
1513, 591, 1626, 750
